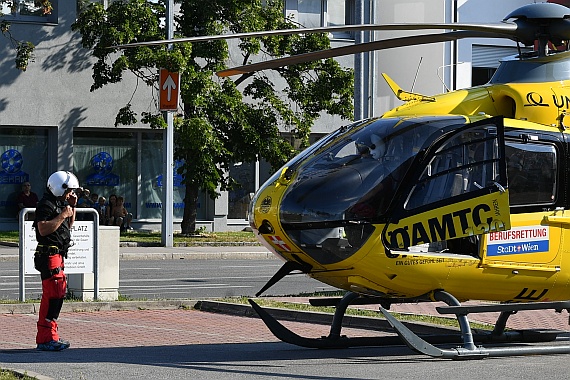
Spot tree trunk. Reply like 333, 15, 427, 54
181, 183, 199, 234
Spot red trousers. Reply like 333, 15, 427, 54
36, 254, 66, 344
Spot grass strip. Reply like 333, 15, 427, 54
0, 230, 259, 245
217, 295, 494, 331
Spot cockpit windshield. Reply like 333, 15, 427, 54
280, 116, 467, 224
277, 116, 467, 264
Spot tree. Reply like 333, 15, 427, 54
1, 0, 52, 70
72, 0, 354, 234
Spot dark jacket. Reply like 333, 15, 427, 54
33, 191, 72, 252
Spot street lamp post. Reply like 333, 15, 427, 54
162, 0, 175, 247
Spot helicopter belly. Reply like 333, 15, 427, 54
253, 214, 567, 303
252, 180, 568, 302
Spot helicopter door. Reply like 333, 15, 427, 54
382, 117, 511, 252
480, 138, 561, 272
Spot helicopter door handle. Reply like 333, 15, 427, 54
492, 181, 506, 193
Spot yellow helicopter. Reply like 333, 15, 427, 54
120, 2, 570, 359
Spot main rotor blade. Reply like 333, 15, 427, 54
114, 23, 517, 49
217, 30, 510, 77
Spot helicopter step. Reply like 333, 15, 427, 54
249, 290, 570, 359
436, 300, 570, 315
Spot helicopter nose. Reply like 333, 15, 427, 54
268, 166, 379, 265
280, 166, 363, 223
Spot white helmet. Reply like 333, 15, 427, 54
47, 171, 80, 197
369, 134, 386, 160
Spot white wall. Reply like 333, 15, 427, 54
373, 0, 452, 114
372, 0, 536, 114
455, 0, 534, 89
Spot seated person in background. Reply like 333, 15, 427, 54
90, 192, 99, 207
111, 196, 133, 232
17, 182, 39, 210
16, 181, 39, 219
77, 189, 95, 208
77, 189, 96, 221
105, 194, 117, 225
95, 196, 107, 225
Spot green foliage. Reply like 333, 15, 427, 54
72, 0, 354, 233
0, 368, 36, 380
1, 0, 52, 71
115, 103, 138, 127
15, 40, 34, 71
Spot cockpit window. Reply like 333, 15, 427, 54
506, 142, 556, 205
405, 125, 501, 210
277, 116, 467, 265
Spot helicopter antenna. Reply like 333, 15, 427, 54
436, 63, 457, 93
411, 57, 423, 92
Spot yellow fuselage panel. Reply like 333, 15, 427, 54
252, 168, 570, 302
382, 81, 570, 129
382, 87, 496, 119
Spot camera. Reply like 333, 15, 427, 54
72, 187, 89, 197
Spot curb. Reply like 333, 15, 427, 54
120, 241, 262, 247
0, 299, 456, 336
0, 241, 262, 248
119, 251, 275, 260
0, 252, 276, 262
2, 368, 54, 380
195, 300, 458, 335
0, 300, 200, 315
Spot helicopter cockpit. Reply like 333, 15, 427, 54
273, 115, 504, 264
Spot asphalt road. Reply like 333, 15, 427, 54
1, 258, 336, 301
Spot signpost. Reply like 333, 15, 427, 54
159, 68, 180, 111
162, 0, 175, 247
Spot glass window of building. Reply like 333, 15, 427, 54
2, 0, 58, 23
0, 127, 48, 219
140, 132, 192, 220
74, 130, 208, 223
228, 161, 256, 220
74, 131, 137, 218
286, 0, 354, 36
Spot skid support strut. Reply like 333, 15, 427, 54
433, 291, 476, 351
328, 291, 360, 340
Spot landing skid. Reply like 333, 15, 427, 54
249, 291, 570, 359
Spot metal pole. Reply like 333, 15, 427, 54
162, 0, 174, 247
91, 209, 99, 300
18, 209, 27, 302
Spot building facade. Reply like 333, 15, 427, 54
0, 0, 562, 232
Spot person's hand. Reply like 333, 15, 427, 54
61, 205, 75, 218
66, 191, 78, 207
